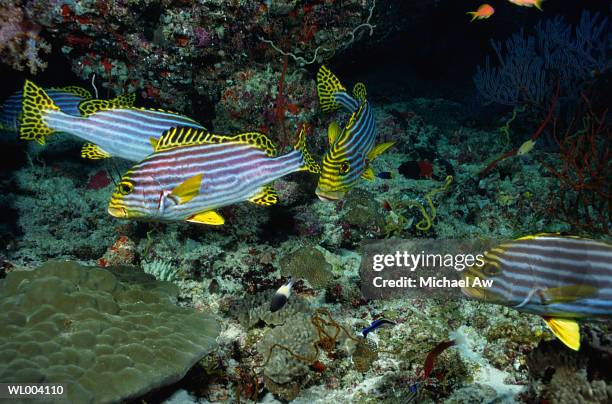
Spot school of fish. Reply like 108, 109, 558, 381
2, 15, 609, 354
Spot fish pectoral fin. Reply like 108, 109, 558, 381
541, 284, 599, 305
361, 167, 375, 181
170, 174, 203, 204
81, 143, 111, 159
249, 186, 278, 206
328, 121, 341, 145
187, 210, 225, 225
149, 137, 158, 149
367, 142, 395, 161
543, 317, 580, 351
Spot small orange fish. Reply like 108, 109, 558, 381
507, 0, 543, 11
467, 4, 495, 22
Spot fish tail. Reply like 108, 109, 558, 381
20, 80, 60, 145
294, 124, 320, 174
466, 12, 477, 22
316, 65, 347, 113
534, 0, 543, 11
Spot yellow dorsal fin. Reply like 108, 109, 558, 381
155, 127, 278, 157
328, 121, 341, 145
541, 285, 598, 304
20, 80, 59, 145
114, 92, 136, 106
81, 143, 111, 159
361, 167, 375, 181
316, 65, 346, 113
187, 210, 225, 225
353, 82, 367, 102
367, 142, 395, 162
543, 317, 580, 350
170, 174, 203, 205
249, 186, 278, 206
149, 137, 158, 149
78, 95, 135, 116
49, 85, 93, 99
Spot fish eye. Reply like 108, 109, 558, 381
118, 181, 133, 195
339, 161, 350, 175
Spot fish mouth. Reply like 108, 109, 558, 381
315, 188, 345, 202
107, 205, 128, 218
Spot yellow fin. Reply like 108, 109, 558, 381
81, 143, 111, 159
249, 186, 278, 206
367, 142, 395, 162
78, 95, 133, 116
361, 167, 375, 181
114, 92, 136, 106
155, 127, 277, 157
49, 86, 93, 99
353, 82, 367, 102
317, 65, 346, 113
543, 317, 580, 350
293, 124, 320, 173
534, 0, 543, 11
170, 174, 202, 205
20, 80, 60, 145
187, 210, 225, 225
328, 121, 341, 145
149, 137, 158, 149
541, 284, 598, 304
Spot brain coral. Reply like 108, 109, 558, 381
279, 246, 334, 289
0, 261, 219, 403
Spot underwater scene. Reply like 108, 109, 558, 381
0, 0, 610, 403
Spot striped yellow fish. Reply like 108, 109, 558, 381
315, 66, 394, 201
108, 125, 320, 225
462, 233, 612, 350
19, 80, 203, 162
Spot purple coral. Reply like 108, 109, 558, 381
194, 27, 212, 48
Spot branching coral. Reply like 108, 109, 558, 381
474, 11, 609, 107
539, 94, 610, 234
0, 0, 50, 74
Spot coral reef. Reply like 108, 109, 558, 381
279, 245, 334, 288
0, 0, 50, 74
0, 260, 219, 403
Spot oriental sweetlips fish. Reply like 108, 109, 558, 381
108, 125, 320, 225
0, 85, 102, 131
19, 80, 203, 162
315, 65, 394, 201
462, 233, 612, 350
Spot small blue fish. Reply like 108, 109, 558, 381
376, 171, 392, 179
360, 318, 396, 338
